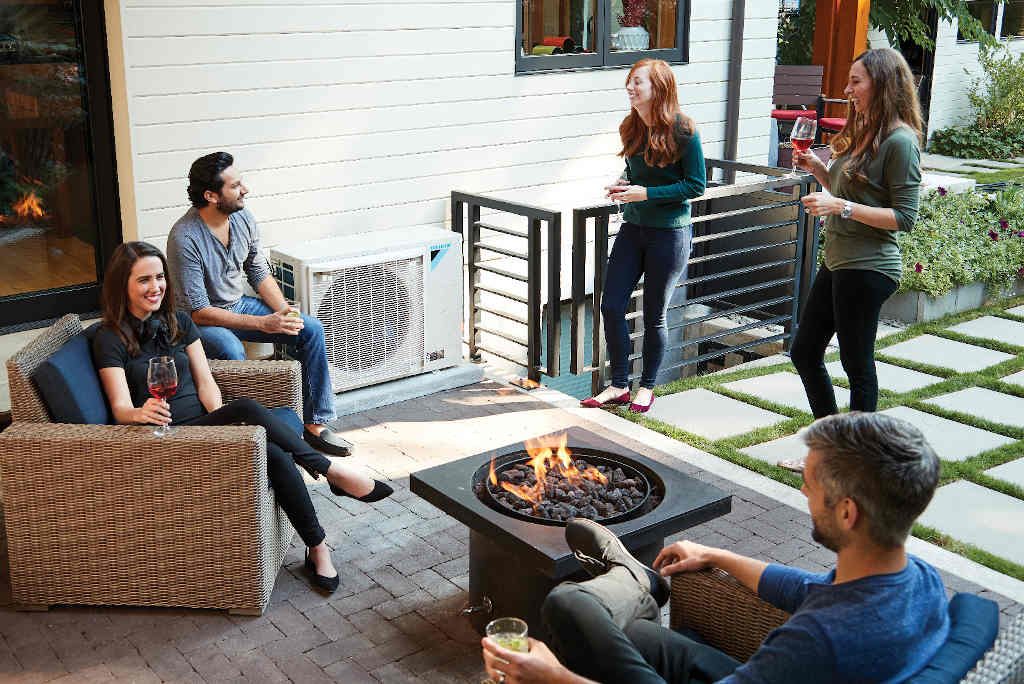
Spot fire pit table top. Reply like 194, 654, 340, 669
410, 426, 732, 578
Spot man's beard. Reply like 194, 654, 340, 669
217, 198, 244, 215
811, 520, 840, 552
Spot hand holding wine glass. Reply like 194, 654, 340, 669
147, 356, 178, 436
787, 116, 818, 177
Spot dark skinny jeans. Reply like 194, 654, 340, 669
601, 222, 692, 389
790, 265, 898, 417
542, 572, 740, 684
179, 398, 331, 548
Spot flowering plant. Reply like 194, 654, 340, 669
617, 0, 649, 28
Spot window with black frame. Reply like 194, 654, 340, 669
516, 0, 687, 73
1002, 0, 1024, 38
957, 0, 998, 40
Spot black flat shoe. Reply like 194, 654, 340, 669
304, 549, 340, 594
303, 427, 353, 457
329, 479, 394, 503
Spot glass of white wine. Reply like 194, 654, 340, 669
483, 617, 529, 683
283, 299, 302, 318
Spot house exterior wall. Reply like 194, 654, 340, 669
105, 0, 778, 254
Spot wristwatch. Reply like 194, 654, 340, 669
840, 201, 854, 220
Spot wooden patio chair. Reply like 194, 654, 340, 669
772, 65, 824, 129
0, 313, 298, 615
671, 568, 1024, 682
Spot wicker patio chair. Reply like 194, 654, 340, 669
671, 568, 1024, 683
0, 313, 299, 615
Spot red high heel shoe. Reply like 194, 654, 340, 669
629, 393, 655, 414
580, 390, 631, 408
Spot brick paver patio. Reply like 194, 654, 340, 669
1, 380, 1019, 682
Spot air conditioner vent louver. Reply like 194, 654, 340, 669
311, 257, 425, 390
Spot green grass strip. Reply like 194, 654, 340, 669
913, 524, 1024, 583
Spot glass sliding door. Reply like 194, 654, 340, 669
0, 1, 120, 329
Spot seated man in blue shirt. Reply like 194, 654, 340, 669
481, 412, 950, 684
166, 151, 351, 456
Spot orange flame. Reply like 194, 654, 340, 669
490, 433, 608, 509
12, 192, 44, 220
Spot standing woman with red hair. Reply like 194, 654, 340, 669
581, 59, 706, 413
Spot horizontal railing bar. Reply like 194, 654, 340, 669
476, 284, 528, 304
659, 333, 791, 371
477, 325, 528, 348
684, 277, 794, 306
666, 314, 791, 347
672, 296, 794, 325
476, 221, 529, 239
476, 344, 528, 367
476, 305, 528, 326
452, 190, 559, 221
691, 219, 797, 244
476, 241, 528, 260
476, 263, 528, 282
681, 259, 795, 286
689, 240, 797, 265
690, 199, 800, 225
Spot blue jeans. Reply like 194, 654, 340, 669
601, 222, 692, 389
197, 296, 337, 425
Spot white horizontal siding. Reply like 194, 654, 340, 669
115, 0, 780, 250
927, 15, 1024, 139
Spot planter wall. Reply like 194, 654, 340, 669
880, 279, 1024, 323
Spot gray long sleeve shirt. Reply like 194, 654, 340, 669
165, 207, 272, 312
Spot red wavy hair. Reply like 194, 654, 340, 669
619, 59, 695, 167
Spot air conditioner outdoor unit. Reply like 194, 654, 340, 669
269, 226, 462, 393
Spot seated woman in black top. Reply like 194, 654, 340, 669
92, 241, 391, 594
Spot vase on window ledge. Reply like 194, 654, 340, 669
617, 26, 650, 51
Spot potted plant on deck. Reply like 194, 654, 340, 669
616, 0, 650, 50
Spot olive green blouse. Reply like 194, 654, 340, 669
823, 126, 922, 283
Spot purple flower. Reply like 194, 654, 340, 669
1019, 267, 1024, 279
1018, 231, 1024, 238
989, 230, 1000, 241
937, 187, 948, 196
999, 219, 1010, 230
914, 262, 924, 273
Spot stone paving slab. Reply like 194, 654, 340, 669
924, 386, 1024, 429
740, 431, 808, 465
919, 480, 1024, 567
880, 406, 1016, 462
723, 372, 849, 414
985, 459, 1024, 489
1007, 305, 1024, 318
647, 388, 789, 440
947, 316, 1024, 348
825, 360, 942, 393
0, 381, 1019, 683
828, 322, 902, 348
880, 335, 1014, 373
1002, 369, 1024, 388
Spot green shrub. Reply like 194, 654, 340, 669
898, 184, 1024, 297
928, 46, 1024, 160
777, 4, 815, 66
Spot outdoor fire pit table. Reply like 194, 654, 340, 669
410, 426, 732, 640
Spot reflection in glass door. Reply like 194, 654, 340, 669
0, 1, 119, 328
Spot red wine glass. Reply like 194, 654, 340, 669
147, 356, 178, 436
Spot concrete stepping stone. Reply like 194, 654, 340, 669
985, 458, 1024, 489
947, 316, 1024, 348
740, 431, 809, 465
1007, 304, 1024, 317
646, 388, 788, 441
828, 322, 901, 348
1001, 370, 1024, 388
879, 406, 1015, 461
923, 386, 1024, 429
825, 360, 942, 394
723, 372, 849, 413
918, 480, 1024, 567
880, 335, 1013, 373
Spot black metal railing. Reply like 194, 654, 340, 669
570, 159, 819, 393
451, 191, 561, 381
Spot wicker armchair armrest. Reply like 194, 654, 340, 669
0, 421, 278, 610
209, 359, 302, 413
964, 611, 1024, 683
670, 568, 790, 663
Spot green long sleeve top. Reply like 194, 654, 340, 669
622, 129, 707, 229
823, 126, 922, 283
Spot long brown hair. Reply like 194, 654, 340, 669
619, 59, 696, 167
101, 241, 181, 357
831, 48, 924, 183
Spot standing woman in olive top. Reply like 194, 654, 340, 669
791, 48, 923, 417
92, 242, 392, 595
580, 58, 706, 414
